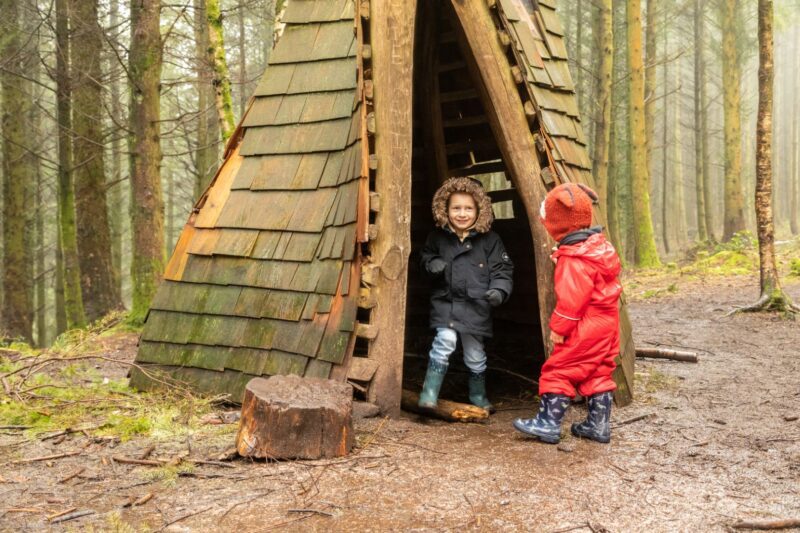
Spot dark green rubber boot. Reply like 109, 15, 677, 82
418, 359, 448, 409
468, 371, 495, 413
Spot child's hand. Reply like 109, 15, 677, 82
427, 258, 447, 275
549, 331, 565, 345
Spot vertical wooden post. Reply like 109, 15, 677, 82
366, 0, 417, 415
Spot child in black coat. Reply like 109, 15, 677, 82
418, 178, 513, 412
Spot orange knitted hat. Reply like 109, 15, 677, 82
539, 183, 598, 242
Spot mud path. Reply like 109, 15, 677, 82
1, 276, 798, 532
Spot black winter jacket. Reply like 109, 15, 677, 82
420, 227, 514, 337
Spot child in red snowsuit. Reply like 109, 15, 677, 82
513, 183, 622, 444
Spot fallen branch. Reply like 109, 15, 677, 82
401, 389, 489, 423
47, 507, 78, 521
159, 505, 214, 530
731, 518, 800, 530
58, 467, 85, 484
139, 444, 156, 459
112, 456, 164, 466
122, 492, 153, 508
612, 413, 655, 428
0, 425, 31, 430
635, 348, 698, 363
10, 451, 80, 464
50, 509, 95, 523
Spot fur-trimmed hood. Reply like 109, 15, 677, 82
431, 177, 494, 233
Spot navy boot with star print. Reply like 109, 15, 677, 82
512, 393, 571, 444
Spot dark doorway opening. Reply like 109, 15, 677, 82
402, 1, 545, 406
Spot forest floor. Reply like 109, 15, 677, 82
1, 243, 799, 532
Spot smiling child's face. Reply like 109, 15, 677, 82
448, 192, 477, 232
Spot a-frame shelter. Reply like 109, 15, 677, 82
131, 0, 636, 414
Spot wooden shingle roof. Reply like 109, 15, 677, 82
131, 2, 362, 400
496, 0, 594, 187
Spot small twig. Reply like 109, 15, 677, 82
112, 456, 164, 466
139, 444, 156, 459
10, 451, 81, 464
0, 425, 32, 430
58, 467, 85, 484
731, 518, 800, 530
122, 492, 154, 508
612, 413, 654, 428
50, 509, 95, 523
159, 505, 214, 530
287, 508, 334, 517
220, 490, 273, 518
47, 507, 78, 521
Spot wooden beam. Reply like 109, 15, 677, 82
443, 114, 488, 128
448, 0, 635, 405
366, 0, 417, 415
449, 159, 505, 177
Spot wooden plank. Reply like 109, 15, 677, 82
304, 358, 333, 379
186, 229, 221, 256
212, 229, 259, 257
283, 0, 352, 23
234, 287, 270, 318
269, 21, 356, 65
253, 58, 356, 97
262, 350, 308, 376
194, 148, 244, 228
347, 357, 378, 381
216, 189, 337, 232
239, 118, 353, 156
260, 290, 309, 321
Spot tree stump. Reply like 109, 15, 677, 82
235, 376, 354, 460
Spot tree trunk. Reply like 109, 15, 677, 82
72, 0, 121, 321
35, 131, 46, 346
673, 84, 686, 248
55, 0, 86, 330
1, 0, 34, 342
591, 0, 613, 219
194, 0, 220, 199
660, 12, 669, 255
55, 229, 67, 336
206, 0, 236, 143
128, 0, 165, 324
751, 0, 793, 312
109, 0, 124, 299
791, 26, 799, 236
627, 0, 660, 267
721, 0, 745, 241
645, 0, 657, 185
237, 1, 247, 119
693, 0, 709, 242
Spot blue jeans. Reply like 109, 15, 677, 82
429, 327, 487, 373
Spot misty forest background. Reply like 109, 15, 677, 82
1, 0, 799, 347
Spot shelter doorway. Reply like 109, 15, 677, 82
402, 1, 545, 403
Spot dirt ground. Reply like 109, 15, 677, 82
1, 274, 799, 532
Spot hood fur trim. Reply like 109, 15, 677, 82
431, 178, 494, 233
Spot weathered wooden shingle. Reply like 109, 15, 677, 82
283, 0, 354, 24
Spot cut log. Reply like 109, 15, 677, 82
236, 376, 354, 460
401, 389, 489, 423
636, 348, 699, 363
731, 519, 800, 530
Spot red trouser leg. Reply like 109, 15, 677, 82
576, 353, 617, 397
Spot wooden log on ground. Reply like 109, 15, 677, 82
401, 389, 489, 423
731, 519, 800, 530
236, 376, 354, 460
636, 348, 699, 363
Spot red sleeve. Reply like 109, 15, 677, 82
549, 256, 594, 337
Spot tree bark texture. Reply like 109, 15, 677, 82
660, 15, 669, 255
193, 0, 220, 200
692, 0, 709, 242
109, 0, 125, 298
754, 0, 782, 301
55, 0, 86, 330
206, 0, 236, 143
721, 0, 745, 241
791, 26, 799, 236
72, 0, 121, 321
591, 0, 613, 219
129, 0, 165, 324
627, 0, 660, 267
645, 0, 657, 183
235, 376, 354, 460
1, 0, 34, 342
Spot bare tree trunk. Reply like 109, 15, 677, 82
673, 84, 686, 248
55, 0, 86, 329
592, 0, 613, 219
627, 0, 660, 267
693, 0, 709, 242
743, 0, 796, 314
206, 0, 235, 142
791, 26, 799, 236
109, 0, 124, 299
721, 0, 746, 241
660, 10, 669, 255
72, 0, 122, 321
237, 0, 247, 119
128, 0, 165, 324
1, 0, 34, 342
645, 0, 657, 186
194, 0, 219, 199
55, 229, 67, 336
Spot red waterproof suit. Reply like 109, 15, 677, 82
538, 232, 622, 398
